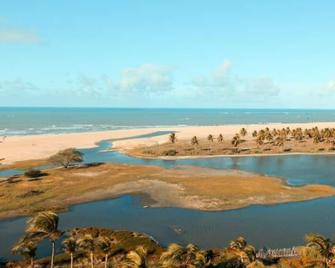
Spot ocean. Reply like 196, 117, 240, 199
1, 107, 335, 136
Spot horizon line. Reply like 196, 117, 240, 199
1, 106, 335, 111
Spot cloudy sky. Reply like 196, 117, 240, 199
1, 0, 335, 108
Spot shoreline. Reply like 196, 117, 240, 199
117, 148, 335, 160
2, 122, 335, 164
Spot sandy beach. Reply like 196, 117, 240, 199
1, 122, 335, 165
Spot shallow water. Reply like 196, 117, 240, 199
2, 134, 335, 259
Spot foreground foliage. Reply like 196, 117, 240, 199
6, 211, 335, 267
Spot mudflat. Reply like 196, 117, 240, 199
1, 162, 335, 219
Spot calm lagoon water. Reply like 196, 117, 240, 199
2, 137, 335, 259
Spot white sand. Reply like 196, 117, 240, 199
1, 122, 335, 164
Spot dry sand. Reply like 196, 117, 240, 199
2, 122, 335, 165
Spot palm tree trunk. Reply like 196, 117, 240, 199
70, 252, 73, 268
104, 254, 108, 268
51, 241, 55, 268
90, 251, 94, 268
30, 257, 34, 268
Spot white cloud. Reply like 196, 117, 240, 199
318, 80, 335, 96
0, 22, 41, 44
188, 60, 280, 98
241, 77, 280, 96
0, 79, 39, 95
117, 64, 174, 93
0, 29, 39, 44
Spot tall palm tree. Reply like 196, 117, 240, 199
191, 136, 199, 146
305, 233, 332, 259
217, 134, 224, 143
160, 243, 185, 267
26, 211, 62, 268
120, 246, 147, 268
12, 238, 38, 268
240, 128, 247, 137
96, 235, 114, 268
229, 236, 256, 264
160, 243, 208, 267
77, 234, 96, 268
231, 134, 241, 147
62, 237, 77, 268
169, 133, 176, 144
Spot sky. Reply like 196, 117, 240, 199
1, 0, 335, 108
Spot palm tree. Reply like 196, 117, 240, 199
160, 243, 185, 267
78, 234, 96, 268
207, 134, 214, 143
169, 133, 176, 144
191, 136, 199, 146
96, 236, 114, 268
240, 128, 247, 137
160, 243, 208, 267
305, 233, 332, 259
231, 134, 241, 147
12, 237, 38, 268
229, 236, 256, 264
120, 246, 147, 268
62, 237, 77, 268
26, 211, 62, 268
218, 134, 224, 143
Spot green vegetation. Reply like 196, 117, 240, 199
6, 211, 335, 267
49, 148, 83, 168
24, 169, 45, 179
169, 133, 176, 144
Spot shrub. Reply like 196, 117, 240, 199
24, 169, 44, 178
49, 148, 83, 168
163, 150, 177, 156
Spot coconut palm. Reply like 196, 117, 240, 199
77, 234, 96, 268
119, 246, 147, 268
240, 128, 247, 137
231, 134, 241, 147
191, 136, 199, 146
96, 235, 114, 268
305, 233, 332, 259
62, 237, 77, 268
26, 211, 62, 268
160, 243, 208, 267
229, 236, 256, 264
256, 136, 264, 146
169, 133, 176, 144
218, 134, 224, 143
207, 134, 214, 143
271, 128, 278, 136
12, 237, 38, 268
160, 243, 185, 267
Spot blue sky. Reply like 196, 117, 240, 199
1, 0, 335, 108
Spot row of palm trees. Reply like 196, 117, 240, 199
10, 210, 335, 267
167, 126, 335, 150
251, 126, 335, 147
